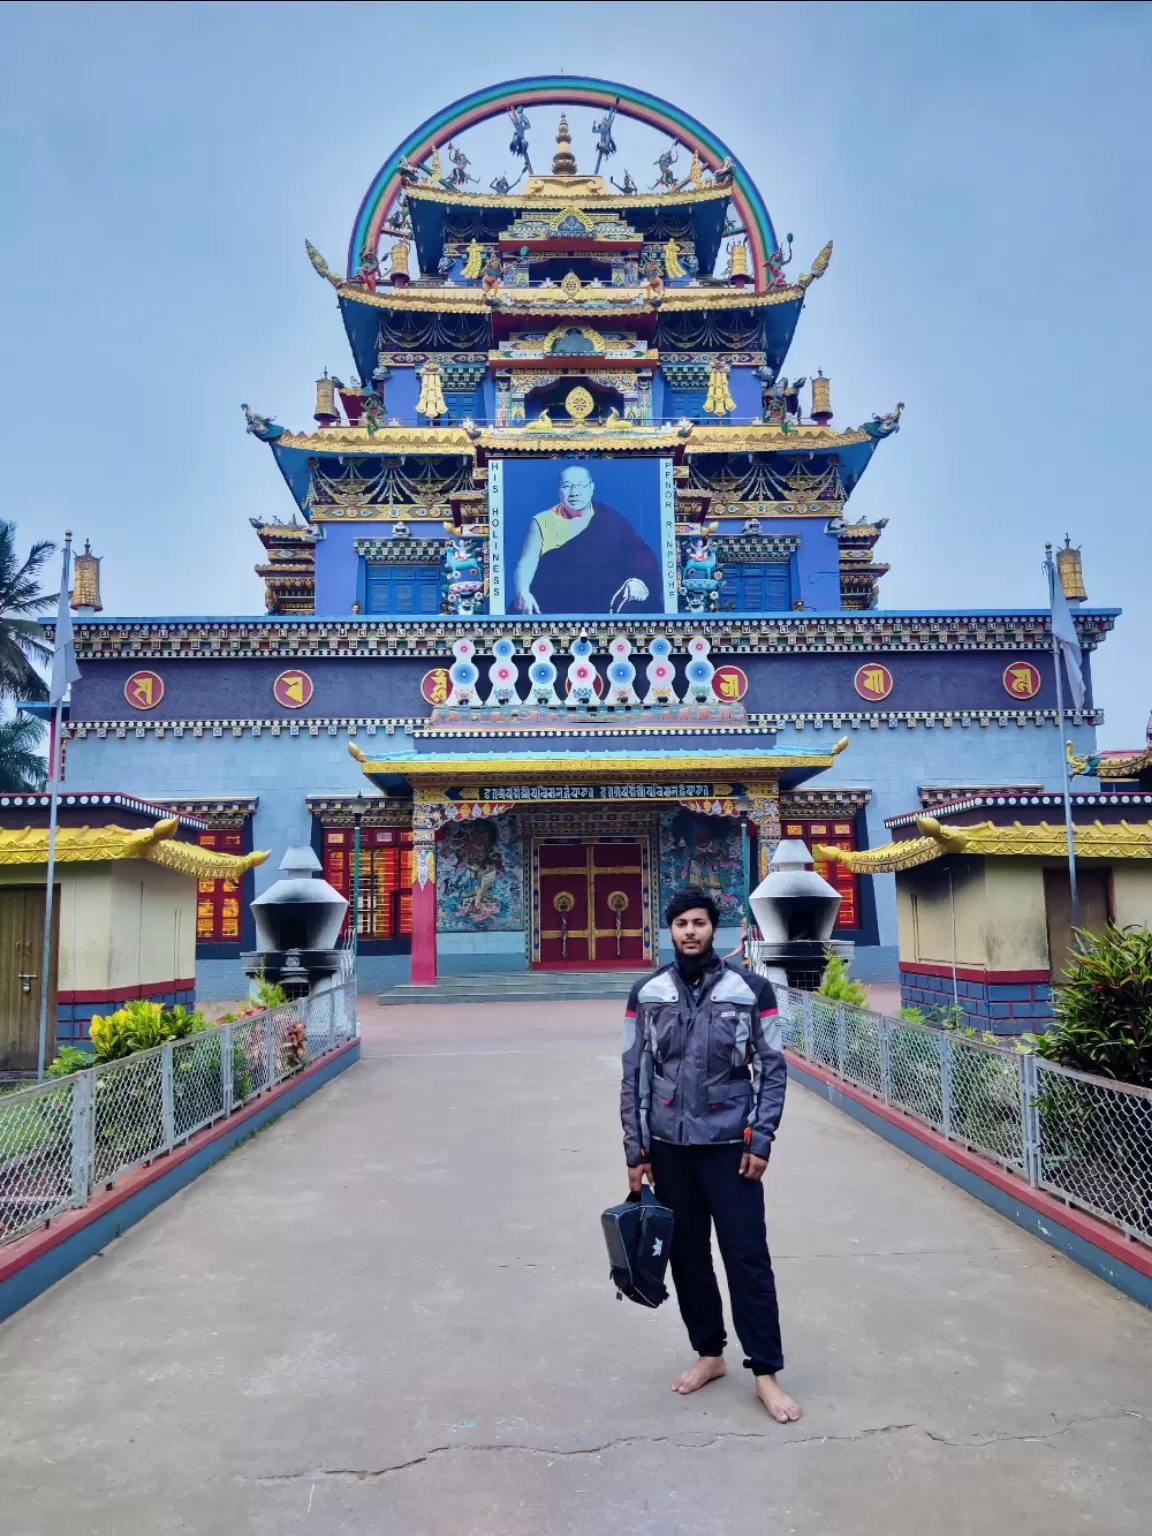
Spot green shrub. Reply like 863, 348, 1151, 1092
817, 950, 868, 1006
88, 1000, 208, 1063
47, 1046, 96, 1078
1023, 924, 1152, 1087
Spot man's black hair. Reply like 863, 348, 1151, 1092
665, 885, 720, 929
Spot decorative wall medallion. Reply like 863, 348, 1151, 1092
854, 663, 893, 701
712, 664, 749, 703
124, 670, 164, 711
1002, 661, 1041, 700
273, 670, 314, 709
420, 667, 451, 706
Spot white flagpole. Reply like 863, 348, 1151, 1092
37, 534, 74, 1081
1046, 542, 1079, 929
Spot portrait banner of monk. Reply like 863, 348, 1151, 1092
489, 457, 676, 617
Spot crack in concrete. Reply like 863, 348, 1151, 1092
252, 1409, 1145, 1483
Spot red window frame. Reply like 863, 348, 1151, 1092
783, 819, 860, 930
322, 827, 415, 939
196, 830, 245, 941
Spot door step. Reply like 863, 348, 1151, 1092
377, 969, 644, 1006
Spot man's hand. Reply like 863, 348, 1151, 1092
610, 578, 649, 612
628, 1162, 653, 1193
739, 1152, 769, 1181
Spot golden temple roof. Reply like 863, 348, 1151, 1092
1096, 748, 1152, 780
817, 816, 1152, 874
335, 279, 806, 315
403, 178, 734, 212
352, 744, 847, 786
0, 820, 270, 877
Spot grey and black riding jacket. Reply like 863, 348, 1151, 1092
620, 953, 785, 1167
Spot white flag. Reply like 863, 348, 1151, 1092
49, 560, 81, 704
1050, 567, 1085, 710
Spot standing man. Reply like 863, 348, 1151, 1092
620, 885, 800, 1422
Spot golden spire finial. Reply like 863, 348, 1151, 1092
1057, 534, 1087, 602
552, 113, 577, 176
70, 538, 103, 614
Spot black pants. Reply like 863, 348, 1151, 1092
650, 1140, 784, 1376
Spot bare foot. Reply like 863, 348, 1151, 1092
671, 1355, 727, 1395
755, 1372, 802, 1422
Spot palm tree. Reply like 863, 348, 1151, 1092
0, 521, 54, 701
0, 714, 47, 791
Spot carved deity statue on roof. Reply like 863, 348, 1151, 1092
765, 232, 794, 288
612, 170, 638, 195
592, 110, 617, 161
508, 105, 531, 162
652, 142, 680, 190
446, 141, 478, 187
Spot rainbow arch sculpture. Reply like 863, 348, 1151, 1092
348, 76, 779, 290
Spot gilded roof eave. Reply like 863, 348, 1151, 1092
817, 817, 1152, 873
1096, 748, 1152, 779
351, 746, 845, 786
402, 179, 734, 213
271, 421, 876, 458
336, 281, 804, 315
0, 820, 270, 877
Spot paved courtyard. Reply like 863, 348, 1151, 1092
2, 997, 1150, 1534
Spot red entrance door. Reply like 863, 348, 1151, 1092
536, 840, 647, 968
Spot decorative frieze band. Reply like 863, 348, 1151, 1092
64, 707, 1102, 744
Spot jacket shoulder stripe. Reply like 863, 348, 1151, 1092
638, 971, 679, 1004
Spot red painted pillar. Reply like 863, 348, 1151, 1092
410, 824, 438, 986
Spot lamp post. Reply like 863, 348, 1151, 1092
351, 795, 366, 968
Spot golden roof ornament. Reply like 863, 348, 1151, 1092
564, 386, 595, 421
389, 239, 411, 286
304, 239, 343, 287
1057, 534, 1087, 603
811, 369, 833, 426
416, 357, 448, 420
314, 370, 339, 426
70, 539, 102, 614
552, 113, 577, 176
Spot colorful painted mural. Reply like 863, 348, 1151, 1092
659, 809, 744, 925
437, 815, 524, 931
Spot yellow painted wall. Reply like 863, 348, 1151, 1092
0, 860, 196, 991
1109, 864, 1152, 929
901, 857, 987, 967
982, 862, 1050, 971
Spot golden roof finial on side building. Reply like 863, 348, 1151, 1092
552, 113, 577, 176
70, 539, 103, 614
1057, 534, 1087, 603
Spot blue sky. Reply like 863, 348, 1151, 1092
1, 1, 1149, 743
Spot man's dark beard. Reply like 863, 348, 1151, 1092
674, 940, 716, 986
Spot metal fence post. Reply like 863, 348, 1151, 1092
160, 1043, 175, 1153
835, 1002, 847, 1078
70, 1070, 95, 1208
266, 1010, 279, 1088
880, 1014, 892, 1105
802, 991, 814, 1059
1020, 1051, 1041, 1188
222, 1023, 234, 1114
939, 1034, 953, 1140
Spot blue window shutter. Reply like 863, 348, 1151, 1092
722, 561, 792, 613
364, 563, 444, 616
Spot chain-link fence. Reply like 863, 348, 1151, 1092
0, 980, 358, 1247
770, 983, 1152, 1249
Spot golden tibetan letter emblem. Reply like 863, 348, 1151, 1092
1003, 661, 1041, 700
853, 663, 893, 702
712, 665, 749, 702
124, 670, 164, 710
273, 669, 314, 709
420, 667, 451, 707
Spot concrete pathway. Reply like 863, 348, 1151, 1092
2, 998, 1150, 1534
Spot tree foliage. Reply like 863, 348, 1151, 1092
0, 520, 54, 703
1026, 925, 1152, 1087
